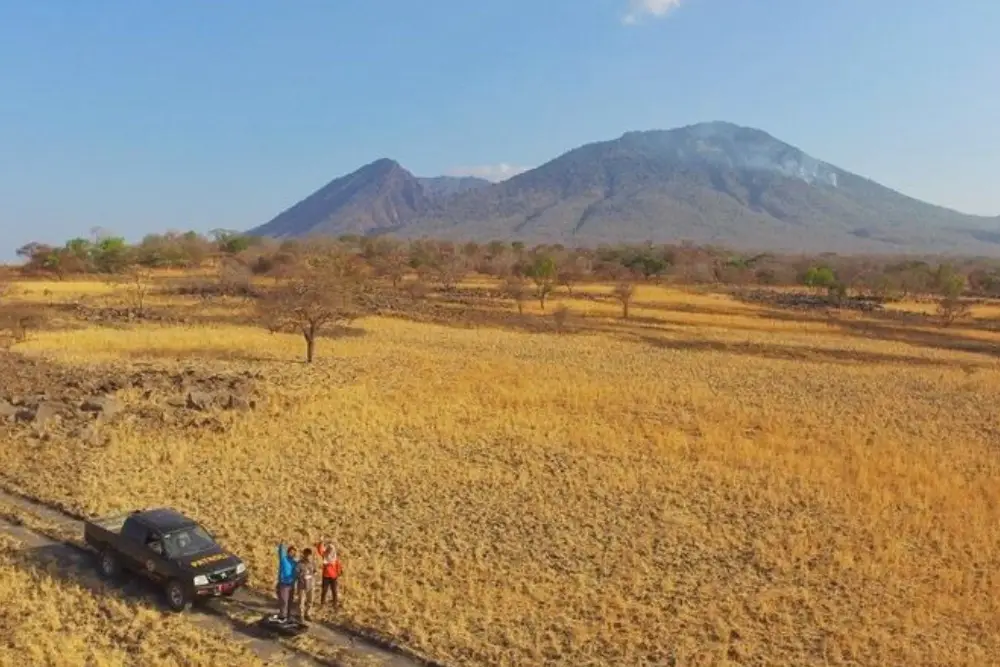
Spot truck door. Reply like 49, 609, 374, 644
142, 532, 170, 583
118, 517, 147, 572
119, 518, 162, 578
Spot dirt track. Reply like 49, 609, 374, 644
0, 488, 434, 667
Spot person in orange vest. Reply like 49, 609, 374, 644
315, 538, 343, 608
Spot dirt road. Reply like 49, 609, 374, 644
0, 487, 439, 667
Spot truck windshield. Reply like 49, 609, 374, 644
161, 525, 216, 559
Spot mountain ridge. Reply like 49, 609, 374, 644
247, 122, 1000, 255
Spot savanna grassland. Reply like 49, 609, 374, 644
1, 274, 999, 667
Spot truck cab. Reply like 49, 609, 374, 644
85, 507, 248, 612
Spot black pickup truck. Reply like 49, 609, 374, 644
84, 507, 249, 612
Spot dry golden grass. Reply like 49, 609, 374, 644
6, 279, 118, 303
879, 296, 1000, 321
0, 532, 276, 667
2, 278, 1000, 666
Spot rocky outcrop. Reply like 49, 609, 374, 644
735, 289, 887, 313
0, 355, 264, 445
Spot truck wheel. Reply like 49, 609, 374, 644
165, 580, 192, 612
98, 550, 120, 579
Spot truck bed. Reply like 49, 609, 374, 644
83, 511, 135, 550
87, 512, 133, 534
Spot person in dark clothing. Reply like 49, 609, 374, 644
276, 543, 298, 621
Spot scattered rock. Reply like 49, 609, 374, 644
185, 390, 215, 411
2, 354, 262, 441
224, 394, 252, 411
14, 402, 66, 427
135, 405, 166, 420
182, 389, 258, 412
68, 304, 177, 325
96, 379, 125, 393
735, 289, 887, 313
34, 401, 67, 427
69, 424, 102, 445
80, 395, 123, 420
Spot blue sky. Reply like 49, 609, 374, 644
1, 0, 999, 255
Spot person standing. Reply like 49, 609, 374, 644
296, 547, 317, 621
315, 539, 343, 608
276, 543, 298, 621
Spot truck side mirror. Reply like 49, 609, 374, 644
149, 541, 163, 555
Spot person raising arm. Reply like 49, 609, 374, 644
276, 543, 298, 621
315, 538, 343, 608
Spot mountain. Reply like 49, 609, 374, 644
417, 176, 491, 200
248, 163, 490, 238
250, 158, 431, 238
249, 122, 1000, 255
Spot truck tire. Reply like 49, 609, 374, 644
165, 579, 192, 612
98, 549, 120, 579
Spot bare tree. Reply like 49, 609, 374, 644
414, 263, 436, 287
217, 257, 256, 299
380, 247, 410, 289
937, 296, 971, 327
362, 238, 410, 289
612, 281, 636, 319
110, 267, 153, 317
405, 276, 430, 301
257, 252, 365, 362
502, 275, 528, 315
936, 274, 971, 327
434, 252, 467, 292
558, 256, 587, 295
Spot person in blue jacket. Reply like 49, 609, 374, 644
276, 543, 298, 621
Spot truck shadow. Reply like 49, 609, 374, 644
13, 542, 337, 666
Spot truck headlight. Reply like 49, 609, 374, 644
193, 575, 209, 586
236, 562, 246, 575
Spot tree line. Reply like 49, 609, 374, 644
13, 228, 1000, 301
8, 229, 1000, 361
